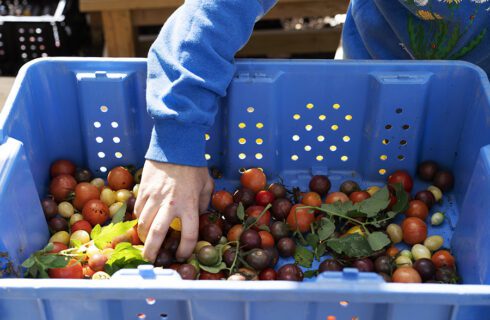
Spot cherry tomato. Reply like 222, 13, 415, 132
126, 226, 143, 245
386, 246, 400, 257
325, 192, 349, 204
349, 191, 371, 204
405, 200, 429, 220
49, 242, 68, 254
49, 174, 77, 202
88, 253, 108, 272
392, 267, 422, 283
107, 167, 134, 191
431, 250, 455, 269
402, 217, 427, 245
258, 230, 275, 248
73, 182, 101, 211
227, 224, 244, 242
388, 170, 413, 192
287, 204, 315, 233
240, 168, 266, 193
388, 193, 397, 210
82, 199, 110, 226
199, 212, 224, 232
71, 220, 93, 234
83, 266, 96, 279
246, 206, 271, 230
255, 190, 275, 207
199, 270, 225, 280
211, 190, 234, 213
301, 192, 322, 207
50, 160, 76, 178
48, 258, 83, 279
259, 268, 277, 280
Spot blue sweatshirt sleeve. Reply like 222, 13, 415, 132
145, 0, 277, 167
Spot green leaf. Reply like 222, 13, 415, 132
70, 239, 82, 248
306, 234, 319, 249
316, 242, 327, 260
326, 234, 373, 258
42, 243, 54, 253
391, 183, 409, 213
304, 270, 318, 278
294, 246, 314, 268
258, 225, 271, 232
199, 262, 227, 274
38, 255, 57, 265
105, 244, 148, 276
93, 220, 138, 249
358, 187, 390, 217
22, 257, 35, 268
318, 219, 335, 241
50, 256, 71, 268
237, 203, 245, 222
91, 224, 102, 240
112, 203, 127, 224
367, 232, 391, 252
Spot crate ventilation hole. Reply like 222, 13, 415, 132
93, 106, 125, 172
378, 108, 411, 175
234, 107, 266, 162
290, 102, 351, 163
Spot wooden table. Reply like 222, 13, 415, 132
79, 0, 349, 58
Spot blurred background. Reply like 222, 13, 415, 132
0, 0, 349, 104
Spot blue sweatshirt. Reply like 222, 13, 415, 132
146, 0, 490, 167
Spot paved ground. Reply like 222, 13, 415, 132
0, 77, 15, 112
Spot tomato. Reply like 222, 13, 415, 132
71, 220, 93, 234
255, 190, 275, 207
287, 204, 315, 233
126, 226, 143, 245
388, 193, 397, 210
402, 217, 427, 245
392, 267, 422, 283
432, 250, 455, 269
325, 192, 349, 204
246, 206, 271, 230
259, 268, 277, 280
49, 242, 68, 254
211, 190, 234, 212
199, 212, 224, 232
349, 191, 371, 204
88, 253, 108, 272
405, 200, 429, 220
73, 182, 101, 211
49, 174, 77, 202
107, 166, 134, 191
258, 230, 275, 248
227, 224, 244, 242
198, 270, 225, 280
83, 266, 96, 279
82, 199, 110, 226
301, 192, 322, 207
388, 170, 413, 193
240, 168, 266, 193
48, 258, 84, 279
50, 160, 76, 177
387, 246, 400, 257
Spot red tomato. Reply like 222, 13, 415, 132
301, 192, 322, 207
49, 174, 77, 202
73, 182, 101, 211
388, 170, 413, 193
255, 190, 275, 207
325, 192, 350, 204
212, 190, 234, 213
48, 258, 84, 279
240, 168, 266, 193
392, 267, 422, 283
405, 200, 429, 220
72, 220, 93, 234
170, 263, 181, 271
386, 246, 400, 257
259, 268, 277, 280
49, 242, 68, 254
107, 166, 134, 191
349, 191, 371, 204
246, 206, 271, 230
388, 193, 397, 210
82, 199, 110, 226
432, 250, 455, 269
287, 204, 315, 233
126, 226, 143, 245
50, 160, 76, 177
227, 224, 244, 242
258, 231, 275, 248
199, 270, 225, 280
402, 217, 427, 245
82, 265, 96, 279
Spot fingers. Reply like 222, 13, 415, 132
134, 192, 149, 219
137, 198, 160, 243
198, 178, 214, 213
142, 206, 175, 262
176, 208, 199, 261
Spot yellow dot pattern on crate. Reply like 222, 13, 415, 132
293, 114, 301, 120
256, 138, 263, 145
256, 123, 264, 129
239, 138, 246, 145
238, 123, 246, 129
306, 103, 314, 109
170, 218, 182, 231
316, 155, 324, 161
341, 156, 349, 162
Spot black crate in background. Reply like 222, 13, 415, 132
0, 0, 90, 76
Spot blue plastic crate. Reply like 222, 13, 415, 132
0, 58, 490, 320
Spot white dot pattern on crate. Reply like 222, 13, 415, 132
113, 137, 120, 143
111, 122, 119, 128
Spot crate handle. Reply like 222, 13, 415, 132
316, 268, 384, 283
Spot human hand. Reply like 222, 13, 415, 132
135, 160, 214, 262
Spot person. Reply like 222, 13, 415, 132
135, 0, 490, 263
